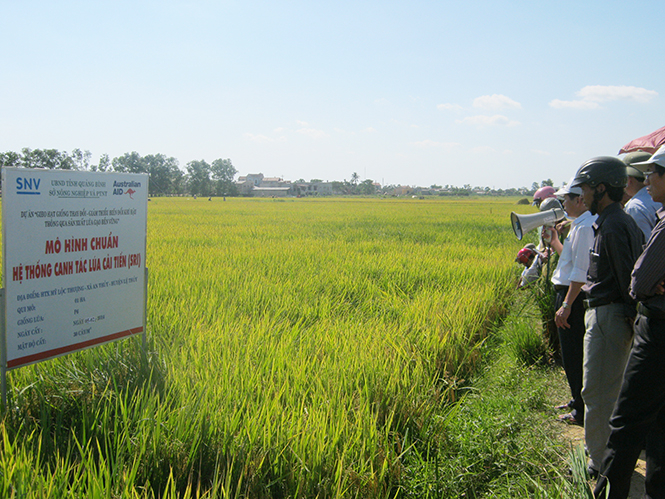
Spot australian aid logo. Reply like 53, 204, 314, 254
112, 180, 142, 199
15, 176, 42, 195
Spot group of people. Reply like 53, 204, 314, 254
515, 145, 665, 499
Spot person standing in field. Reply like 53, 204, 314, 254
515, 244, 549, 287
569, 156, 645, 478
622, 151, 662, 240
532, 185, 557, 209
544, 180, 596, 426
594, 145, 665, 499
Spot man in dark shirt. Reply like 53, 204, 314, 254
569, 156, 645, 478
594, 146, 665, 499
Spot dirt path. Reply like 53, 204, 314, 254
560, 417, 646, 498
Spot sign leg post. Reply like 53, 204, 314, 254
142, 268, 148, 351
1, 289, 7, 410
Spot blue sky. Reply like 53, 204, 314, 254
2, 0, 663, 189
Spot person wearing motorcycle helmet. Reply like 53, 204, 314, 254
539, 196, 563, 212
594, 145, 665, 499
532, 185, 556, 208
569, 156, 645, 478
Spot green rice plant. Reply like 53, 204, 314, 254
504, 314, 549, 367
2, 197, 528, 497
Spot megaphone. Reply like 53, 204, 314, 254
510, 208, 565, 240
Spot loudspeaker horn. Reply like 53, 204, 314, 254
510, 208, 565, 240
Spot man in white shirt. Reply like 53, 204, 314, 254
544, 180, 597, 425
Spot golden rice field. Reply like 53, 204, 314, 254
1, 196, 526, 498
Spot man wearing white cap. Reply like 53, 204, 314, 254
623, 151, 662, 240
595, 144, 665, 499
544, 179, 597, 426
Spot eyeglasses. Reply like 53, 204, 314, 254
643, 166, 665, 178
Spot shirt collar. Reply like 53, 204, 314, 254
572, 209, 593, 227
592, 202, 622, 232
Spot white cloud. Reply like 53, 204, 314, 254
578, 85, 658, 103
457, 115, 520, 127
549, 85, 658, 109
473, 94, 522, 110
410, 140, 460, 150
549, 99, 600, 110
362, 127, 377, 133
297, 127, 329, 139
437, 103, 463, 111
296, 120, 310, 126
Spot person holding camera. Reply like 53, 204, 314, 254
544, 180, 596, 426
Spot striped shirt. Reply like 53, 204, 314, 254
631, 208, 665, 314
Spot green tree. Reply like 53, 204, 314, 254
21, 148, 74, 169
144, 154, 181, 196
112, 151, 145, 173
0, 151, 20, 167
186, 160, 212, 197
93, 153, 111, 172
358, 179, 376, 195
71, 148, 92, 170
210, 158, 238, 196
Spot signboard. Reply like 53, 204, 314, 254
2, 168, 148, 370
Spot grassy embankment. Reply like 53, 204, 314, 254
0, 196, 590, 497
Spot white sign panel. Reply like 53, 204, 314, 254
2, 168, 148, 369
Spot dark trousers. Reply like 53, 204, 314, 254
594, 314, 665, 499
556, 287, 585, 422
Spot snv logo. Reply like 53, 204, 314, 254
16, 177, 41, 195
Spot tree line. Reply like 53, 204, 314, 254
1, 148, 555, 198
0, 148, 237, 197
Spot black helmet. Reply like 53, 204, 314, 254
539, 197, 563, 212
570, 156, 627, 189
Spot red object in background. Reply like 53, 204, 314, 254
619, 125, 665, 155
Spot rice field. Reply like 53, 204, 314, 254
1, 196, 525, 498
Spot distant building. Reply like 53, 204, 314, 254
392, 185, 414, 197
235, 173, 339, 197
294, 181, 333, 196
236, 174, 295, 197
